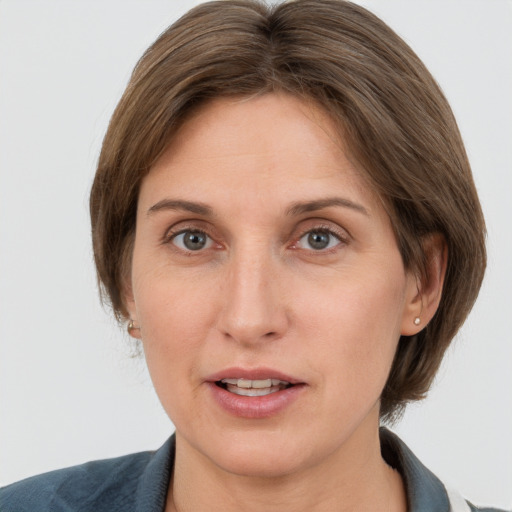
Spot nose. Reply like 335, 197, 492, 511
216, 250, 289, 346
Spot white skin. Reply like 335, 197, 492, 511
126, 93, 446, 512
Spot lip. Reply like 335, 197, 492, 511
205, 367, 307, 419
205, 367, 303, 385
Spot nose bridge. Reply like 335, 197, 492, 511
218, 241, 287, 344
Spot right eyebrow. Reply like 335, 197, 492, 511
147, 199, 213, 216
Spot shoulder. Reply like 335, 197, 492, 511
0, 437, 175, 512
0, 451, 153, 512
380, 428, 509, 512
467, 503, 510, 512
447, 486, 509, 512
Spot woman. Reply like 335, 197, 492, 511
0, 1, 508, 511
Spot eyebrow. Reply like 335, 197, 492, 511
147, 196, 368, 218
147, 199, 213, 216
286, 197, 369, 217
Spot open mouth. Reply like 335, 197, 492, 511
215, 378, 293, 397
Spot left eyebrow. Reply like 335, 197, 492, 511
285, 197, 369, 217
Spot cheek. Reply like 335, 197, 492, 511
133, 270, 220, 388
297, 266, 407, 396
134, 253, 219, 334
134, 279, 217, 427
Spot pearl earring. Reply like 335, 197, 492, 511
127, 319, 140, 334
414, 317, 421, 326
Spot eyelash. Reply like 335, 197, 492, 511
163, 223, 349, 255
293, 225, 348, 253
163, 226, 217, 253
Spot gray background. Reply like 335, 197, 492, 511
1, 0, 511, 508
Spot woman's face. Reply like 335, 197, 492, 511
127, 93, 418, 477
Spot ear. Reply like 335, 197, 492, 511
401, 233, 447, 336
123, 276, 142, 340
118, 233, 141, 339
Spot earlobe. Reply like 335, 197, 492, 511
127, 318, 142, 338
125, 300, 142, 340
123, 279, 142, 340
401, 233, 447, 336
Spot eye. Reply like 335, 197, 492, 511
171, 230, 213, 251
297, 229, 342, 251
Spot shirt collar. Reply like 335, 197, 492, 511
136, 436, 174, 512
380, 427, 450, 512
135, 429, 450, 512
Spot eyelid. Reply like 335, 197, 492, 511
161, 219, 349, 253
295, 221, 350, 243
289, 221, 351, 253
162, 220, 213, 243
161, 222, 222, 255
163, 226, 202, 243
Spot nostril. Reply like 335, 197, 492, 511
217, 304, 289, 345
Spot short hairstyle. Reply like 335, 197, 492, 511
90, 0, 486, 421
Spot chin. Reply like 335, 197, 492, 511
192, 424, 339, 480
211, 440, 311, 479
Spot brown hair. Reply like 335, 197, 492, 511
90, 0, 486, 421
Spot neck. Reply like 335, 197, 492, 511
167, 419, 407, 512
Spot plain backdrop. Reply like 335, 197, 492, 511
0, 0, 511, 508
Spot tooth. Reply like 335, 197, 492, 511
251, 379, 272, 388
220, 378, 291, 389
272, 379, 289, 386
227, 386, 280, 397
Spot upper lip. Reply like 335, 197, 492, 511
205, 367, 304, 385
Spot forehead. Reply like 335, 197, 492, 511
138, 93, 381, 215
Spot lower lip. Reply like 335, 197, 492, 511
207, 382, 306, 419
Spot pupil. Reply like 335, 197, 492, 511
308, 231, 329, 250
184, 231, 206, 250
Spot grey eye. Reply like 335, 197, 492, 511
172, 230, 212, 251
298, 230, 340, 251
